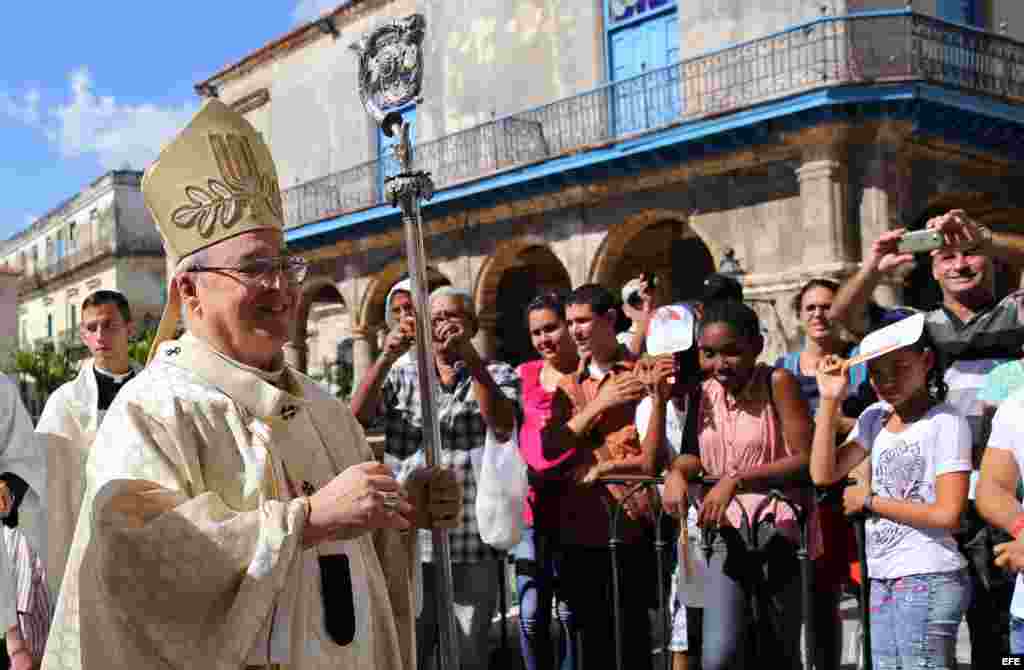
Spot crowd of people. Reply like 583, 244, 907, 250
1, 99, 1024, 670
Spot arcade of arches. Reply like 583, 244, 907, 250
284, 128, 1024, 388
286, 215, 723, 382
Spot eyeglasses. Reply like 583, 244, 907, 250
431, 309, 467, 328
189, 256, 309, 286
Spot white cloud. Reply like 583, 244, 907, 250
292, 0, 341, 24
0, 67, 196, 172
49, 67, 197, 171
2, 89, 41, 126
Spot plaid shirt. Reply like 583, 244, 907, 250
378, 358, 519, 563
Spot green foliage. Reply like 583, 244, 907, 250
128, 328, 158, 368
311, 357, 354, 400
6, 346, 77, 398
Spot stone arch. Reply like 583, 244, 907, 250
473, 236, 558, 317
474, 237, 572, 367
589, 209, 720, 290
589, 210, 717, 311
357, 259, 452, 332
286, 278, 347, 373
296, 277, 347, 329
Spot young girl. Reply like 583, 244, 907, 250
513, 292, 579, 670
663, 300, 815, 670
812, 322, 972, 670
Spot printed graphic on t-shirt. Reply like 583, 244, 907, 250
869, 438, 931, 558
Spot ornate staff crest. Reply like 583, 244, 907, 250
351, 14, 425, 136
171, 133, 283, 239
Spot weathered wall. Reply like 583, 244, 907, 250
216, 0, 603, 192
0, 272, 18, 363
679, 0, 852, 62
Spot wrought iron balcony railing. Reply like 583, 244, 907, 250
18, 237, 164, 295
283, 10, 1024, 229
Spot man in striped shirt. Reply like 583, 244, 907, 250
830, 208, 1024, 669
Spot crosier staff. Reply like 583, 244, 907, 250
352, 15, 460, 670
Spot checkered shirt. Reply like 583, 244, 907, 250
378, 359, 519, 563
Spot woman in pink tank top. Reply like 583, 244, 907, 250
664, 300, 815, 670
512, 292, 579, 670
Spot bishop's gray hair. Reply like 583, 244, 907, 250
173, 247, 211, 279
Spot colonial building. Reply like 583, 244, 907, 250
2, 171, 166, 355
0, 265, 20, 365
196, 0, 1024, 384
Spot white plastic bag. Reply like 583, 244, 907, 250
474, 424, 527, 550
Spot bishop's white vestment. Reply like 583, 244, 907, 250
36, 359, 139, 596
41, 335, 418, 670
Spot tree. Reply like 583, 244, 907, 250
2, 346, 78, 420
128, 328, 158, 368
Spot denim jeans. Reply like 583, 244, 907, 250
512, 528, 575, 670
417, 560, 500, 670
869, 569, 971, 670
699, 527, 803, 670
559, 543, 654, 670
1010, 615, 1024, 655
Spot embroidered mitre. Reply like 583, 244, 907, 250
142, 97, 283, 264
141, 98, 285, 362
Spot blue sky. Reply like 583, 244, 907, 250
0, 0, 339, 241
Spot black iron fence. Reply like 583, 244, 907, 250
283, 10, 1024, 229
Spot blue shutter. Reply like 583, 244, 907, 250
610, 10, 679, 135
612, 29, 644, 133
936, 0, 975, 25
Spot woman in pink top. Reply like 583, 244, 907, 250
513, 292, 579, 670
663, 300, 814, 670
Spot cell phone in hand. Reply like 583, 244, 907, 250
896, 229, 944, 255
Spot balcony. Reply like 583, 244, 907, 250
283, 10, 1024, 230
18, 237, 164, 295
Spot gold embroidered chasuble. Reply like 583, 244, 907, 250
41, 334, 417, 670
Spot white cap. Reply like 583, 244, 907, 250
621, 277, 645, 304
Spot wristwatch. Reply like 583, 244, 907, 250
863, 492, 876, 515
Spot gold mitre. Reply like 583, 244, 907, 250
142, 98, 284, 363
142, 97, 283, 263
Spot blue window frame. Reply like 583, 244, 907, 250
606, 0, 680, 135
47, 314, 53, 338
936, 0, 980, 85
608, 0, 675, 26
378, 104, 416, 199
936, 0, 978, 26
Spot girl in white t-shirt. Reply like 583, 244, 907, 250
811, 327, 971, 670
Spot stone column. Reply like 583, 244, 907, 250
473, 313, 499, 363
858, 122, 914, 307
350, 325, 376, 388
796, 134, 852, 272
283, 314, 309, 372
